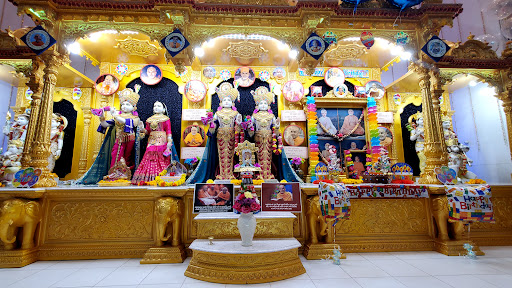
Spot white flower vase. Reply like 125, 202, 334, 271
237, 212, 256, 247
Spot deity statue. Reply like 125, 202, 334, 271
99, 86, 141, 178
408, 112, 425, 174
79, 85, 142, 184
248, 87, 280, 180
132, 101, 178, 185
209, 83, 242, 180
326, 145, 341, 173
48, 113, 67, 173
0, 111, 30, 180
2, 111, 30, 144
446, 138, 477, 182
340, 109, 364, 136
442, 115, 457, 144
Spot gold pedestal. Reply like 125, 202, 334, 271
303, 243, 346, 260
140, 245, 187, 264
185, 239, 305, 284
0, 248, 38, 268
434, 240, 484, 256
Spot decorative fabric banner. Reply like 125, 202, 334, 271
318, 182, 351, 225
345, 184, 429, 198
445, 185, 494, 223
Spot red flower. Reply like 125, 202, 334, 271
250, 202, 260, 211
241, 206, 252, 214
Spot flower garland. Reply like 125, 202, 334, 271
272, 125, 283, 154
306, 96, 320, 181
154, 170, 187, 187
318, 113, 364, 141
230, 179, 265, 185
367, 97, 380, 164
344, 150, 357, 179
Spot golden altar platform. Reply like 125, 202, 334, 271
0, 184, 511, 270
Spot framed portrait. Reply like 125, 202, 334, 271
183, 125, 206, 147
324, 67, 345, 87
261, 183, 301, 212
347, 151, 367, 177
21, 26, 56, 55
317, 108, 365, 139
161, 29, 189, 57
185, 80, 207, 103
311, 86, 323, 97
203, 66, 216, 79
282, 80, 304, 102
234, 66, 255, 87
378, 126, 393, 148
140, 64, 163, 85
193, 183, 234, 213
272, 67, 286, 80
333, 84, 349, 98
95, 74, 119, 96
284, 125, 305, 146
365, 80, 385, 100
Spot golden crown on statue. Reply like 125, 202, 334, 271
251, 86, 275, 104
216, 82, 239, 102
408, 111, 423, 124
118, 84, 141, 107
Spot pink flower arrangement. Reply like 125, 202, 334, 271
291, 157, 304, 166
233, 192, 261, 214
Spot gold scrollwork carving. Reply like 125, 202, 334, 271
47, 201, 153, 240
114, 36, 161, 57
223, 40, 268, 62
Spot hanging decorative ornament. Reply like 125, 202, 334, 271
72, 87, 82, 100
116, 63, 128, 76
25, 89, 33, 100
322, 31, 337, 45
393, 93, 401, 105
394, 31, 410, 46
360, 31, 374, 49
385, 0, 424, 11
258, 70, 270, 82
421, 35, 450, 62
220, 69, 231, 81
341, 0, 372, 13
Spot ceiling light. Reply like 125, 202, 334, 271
390, 45, 404, 56
67, 42, 81, 55
278, 41, 288, 50
206, 39, 215, 47
288, 49, 298, 59
469, 80, 478, 87
400, 51, 412, 60
194, 47, 205, 58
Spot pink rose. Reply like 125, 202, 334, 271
241, 206, 252, 214
233, 202, 242, 211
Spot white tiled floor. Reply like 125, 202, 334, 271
1, 246, 512, 288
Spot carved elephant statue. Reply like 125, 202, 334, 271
432, 196, 464, 241
0, 198, 42, 250
306, 195, 333, 244
155, 197, 183, 247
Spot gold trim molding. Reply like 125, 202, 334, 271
114, 36, 161, 57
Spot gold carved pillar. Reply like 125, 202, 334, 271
410, 61, 444, 184
500, 69, 512, 181
31, 51, 69, 187
429, 68, 449, 165
20, 58, 46, 167
78, 108, 92, 176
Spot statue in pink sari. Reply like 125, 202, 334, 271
132, 101, 175, 185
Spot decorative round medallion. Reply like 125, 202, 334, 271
25, 29, 50, 50
259, 70, 270, 82
220, 69, 231, 81
116, 63, 128, 76
427, 39, 447, 58
184, 80, 207, 103
163, 32, 186, 53
305, 35, 326, 56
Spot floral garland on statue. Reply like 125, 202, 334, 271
230, 179, 265, 186
272, 125, 283, 154
318, 113, 364, 141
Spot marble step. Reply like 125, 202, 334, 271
193, 212, 296, 239
185, 238, 305, 284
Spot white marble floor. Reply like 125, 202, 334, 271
1, 246, 512, 288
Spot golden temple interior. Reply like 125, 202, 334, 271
0, 1, 511, 284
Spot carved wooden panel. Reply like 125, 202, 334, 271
46, 201, 153, 241
337, 199, 429, 235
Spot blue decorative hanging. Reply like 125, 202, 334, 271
386, 0, 424, 11
340, 0, 372, 13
